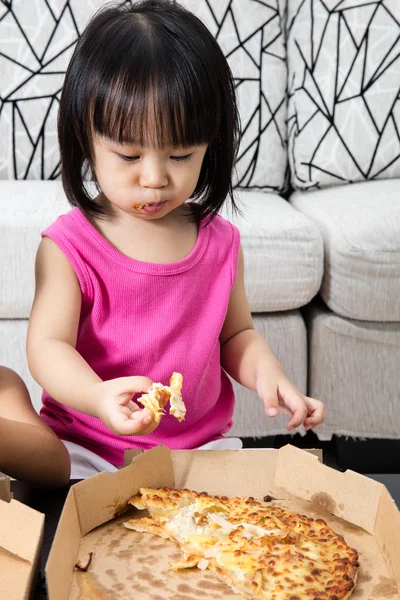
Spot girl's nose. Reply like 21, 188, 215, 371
139, 160, 168, 188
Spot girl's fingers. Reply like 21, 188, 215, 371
257, 378, 279, 417
277, 401, 293, 418
303, 397, 325, 429
113, 408, 154, 435
126, 400, 141, 413
286, 402, 308, 431
303, 409, 324, 428
258, 377, 325, 431
110, 376, 153, 401
277, 384, 307, 430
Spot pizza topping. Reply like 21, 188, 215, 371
168, 372, 186, 421
171, 553, 201, 570
207, 513, 237, 531
197, 558, 209, 570
239, 524, 284, 539
137, 372, 186, 423
137, 386, 166, 422
124, 488, 359, 600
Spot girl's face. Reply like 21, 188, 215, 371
92, 136, 208, 219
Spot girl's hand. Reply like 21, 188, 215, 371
94, 377, 166, 436
256, 372, 325, 432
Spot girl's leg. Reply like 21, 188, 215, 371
0, 366, 70, 486
62, 440, 119, 479
198, 437, 243, 450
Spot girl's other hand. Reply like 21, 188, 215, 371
256, 372, 325, 432
95, 376, 162, 436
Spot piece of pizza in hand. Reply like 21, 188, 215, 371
137, 372, 186, 423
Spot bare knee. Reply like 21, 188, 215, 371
0, 366, 26, 392
0, 367, 30, 416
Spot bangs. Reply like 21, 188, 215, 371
87, 41, 219, 149
60, 1, 239, 219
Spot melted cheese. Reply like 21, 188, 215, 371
137, 372, 186, 423
125, 488, 359, 600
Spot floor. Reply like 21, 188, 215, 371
241, 432, 400, 474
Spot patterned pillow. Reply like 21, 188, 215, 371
181, 0, 288, 192
0, 0, 288, 193
287, 0, 400, 190
0, 1, 104, 180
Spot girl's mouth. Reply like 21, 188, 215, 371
132, 201, 166, 214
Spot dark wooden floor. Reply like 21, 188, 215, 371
240, 432, 400, 473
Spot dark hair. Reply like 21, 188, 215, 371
58, 0, 240, 220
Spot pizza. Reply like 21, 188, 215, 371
124, 487, 359, 600
137, 372, 186, 423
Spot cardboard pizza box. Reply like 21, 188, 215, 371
45, 445, 400, 599
0, 475, 45, 600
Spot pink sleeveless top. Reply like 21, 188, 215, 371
40, 208, 240, 465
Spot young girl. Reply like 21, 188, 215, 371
27, 0, 324, 478
0, 366, 70, 486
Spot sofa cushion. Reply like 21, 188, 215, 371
290, 179, 400, 321
0, 182, 323, 318
0, 0, 288, 193
0, 181, 69, 318
0, 319, 43, 411
287, 0, 400, 190
230, 311, 308, 438
305, 300, 400, 440
223, 190, 323, 312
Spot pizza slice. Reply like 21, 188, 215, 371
124, 488, 359, 600
168, 372, 185, 421
137, 372, 186, 423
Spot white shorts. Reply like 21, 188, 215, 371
62, 437, 243, 480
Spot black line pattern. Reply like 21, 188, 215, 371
0, 0, 288, 192
181, 0, 288, 191
287, 0, 400, 190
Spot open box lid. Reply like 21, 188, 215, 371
274, 445, 400, 588
46, 445, 400, 599
0, 475, 45, 600
0, 474, 10, 502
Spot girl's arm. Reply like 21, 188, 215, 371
27, 238, 158, 436
0, 366, 70, 486
220, 247, 325, 431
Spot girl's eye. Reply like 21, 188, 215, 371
171, 154, 192, 162
119, 154, 140, 162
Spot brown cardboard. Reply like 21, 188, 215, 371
274, 444, 383, 533
46, 445, 174, 599
375, 486, 400, 589
0, 476, 44, 600
274, 445, 400, 597
75, 445, 174, 537
46, 445, 400, 600
274, 444, 400, 586
0, 475, 11, 502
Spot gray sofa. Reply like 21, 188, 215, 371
0, 0, 399, 441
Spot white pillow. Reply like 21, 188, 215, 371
0, 0, 288, 193
287, 0, 400, 190
0, 1, 103, 180
181, 0, 288, 192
